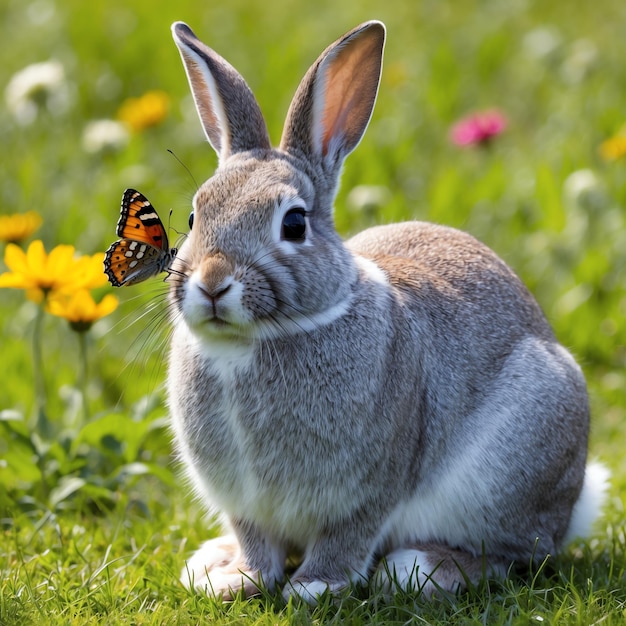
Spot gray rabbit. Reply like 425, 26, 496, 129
167, 20, 608, 604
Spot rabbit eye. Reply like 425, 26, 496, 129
188, 211, 194, 230
281, 208, 306, 241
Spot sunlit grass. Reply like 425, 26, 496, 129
2, 489, 625, 625
1, 0, 626, 623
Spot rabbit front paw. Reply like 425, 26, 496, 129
188, 565, 267, 600
180, 534, 239, 588
181, 533, 283, 599
282, 578, 348, 605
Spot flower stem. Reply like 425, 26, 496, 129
78, 330, 91, 422
32, 302, 48, 428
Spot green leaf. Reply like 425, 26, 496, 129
48, 476, 86, 509
112, 462, 176, 488
0, 439, 41, 488
0, 411, 30, 439
72, 413, 152, 464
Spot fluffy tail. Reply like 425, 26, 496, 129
563, 461, 610, 544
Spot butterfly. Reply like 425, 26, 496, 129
104, 188, 177, 287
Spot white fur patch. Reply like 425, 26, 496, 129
175, 316, 255, 373
375, 548, 434, 594
355, 255, 388, 285
284, 296, 352, 332
282, 579, 344, 606
181, 534, 239, 589
252, 290, 354, 340
379, 443, 492, 554
188, 567, 258, 597
181, 534, 285, 597
563, 461, 610, 544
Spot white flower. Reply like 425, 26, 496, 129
346, 185, 391, 214
523, 27, 562, 60
4, 59, 69, 125
563, 169, 606, 212
82, 119, 129, 154
561, 39, 598, 84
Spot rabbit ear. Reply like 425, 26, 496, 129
280, 21, 385, 173
171, 22, 271, 161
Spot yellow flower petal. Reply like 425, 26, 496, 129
48, 289, 118, 324
24, 240, 54, 288
96, 293, 119, 317
46, 296, 63, 316
68, 252, 107, 291
0, 211, 42, 244
117, 90, 169, 132
70, 290, 96, 319
46, 244, 76, 279
48, 290, 81, 320
599, 135, 626, 161
1, 242, 37, 290
27, 239, 47, 271
0, 271, 32, 289
4, 242, 29, 274
83, 253, 108, 289
1, 239, 112, 303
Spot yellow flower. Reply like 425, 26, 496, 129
117, 90, 169, 132
599, 134, 626, 161
73, 251, 109, 290
48, 289, 118, 332
0, 211, 42, 244
0, 240, 107, 303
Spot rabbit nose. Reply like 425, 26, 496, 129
202, 281, 232, 302
197, 255, 235, 301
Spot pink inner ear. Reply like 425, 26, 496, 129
319, 30, 383, 157
321, 63, 357, 154
186, 58, 224, 153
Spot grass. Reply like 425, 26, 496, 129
2, 495, 625, 625
1, 0, 626, 623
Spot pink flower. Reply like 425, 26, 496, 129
450, 110, 507, 147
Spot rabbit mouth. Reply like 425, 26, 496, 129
185, 311, 252, 343
190, 302, 247, 334
205, 315, 232, 329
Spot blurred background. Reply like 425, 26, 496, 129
1, 0, 625, 515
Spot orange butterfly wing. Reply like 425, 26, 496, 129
104, 239, 169, 286
117, 189, 170, 250
104, 189, 177, 287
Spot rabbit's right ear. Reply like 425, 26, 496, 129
280, 21, 385, 176
172, 22, 271, 162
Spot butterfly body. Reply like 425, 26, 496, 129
104, 189, 177, 287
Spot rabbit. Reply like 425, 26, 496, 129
166, 20, 608, 605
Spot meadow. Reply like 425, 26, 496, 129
1, 0, 626, 623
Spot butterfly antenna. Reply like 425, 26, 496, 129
167, 149, 198, 190
170, 211, 189, 239
166, 207, 191, 242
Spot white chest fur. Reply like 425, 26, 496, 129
168, 320, 375, 545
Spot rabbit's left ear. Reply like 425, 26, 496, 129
172, 22, 271, 162
280, 21, 385, 173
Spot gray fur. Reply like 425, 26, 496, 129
167, 21, 606, 604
